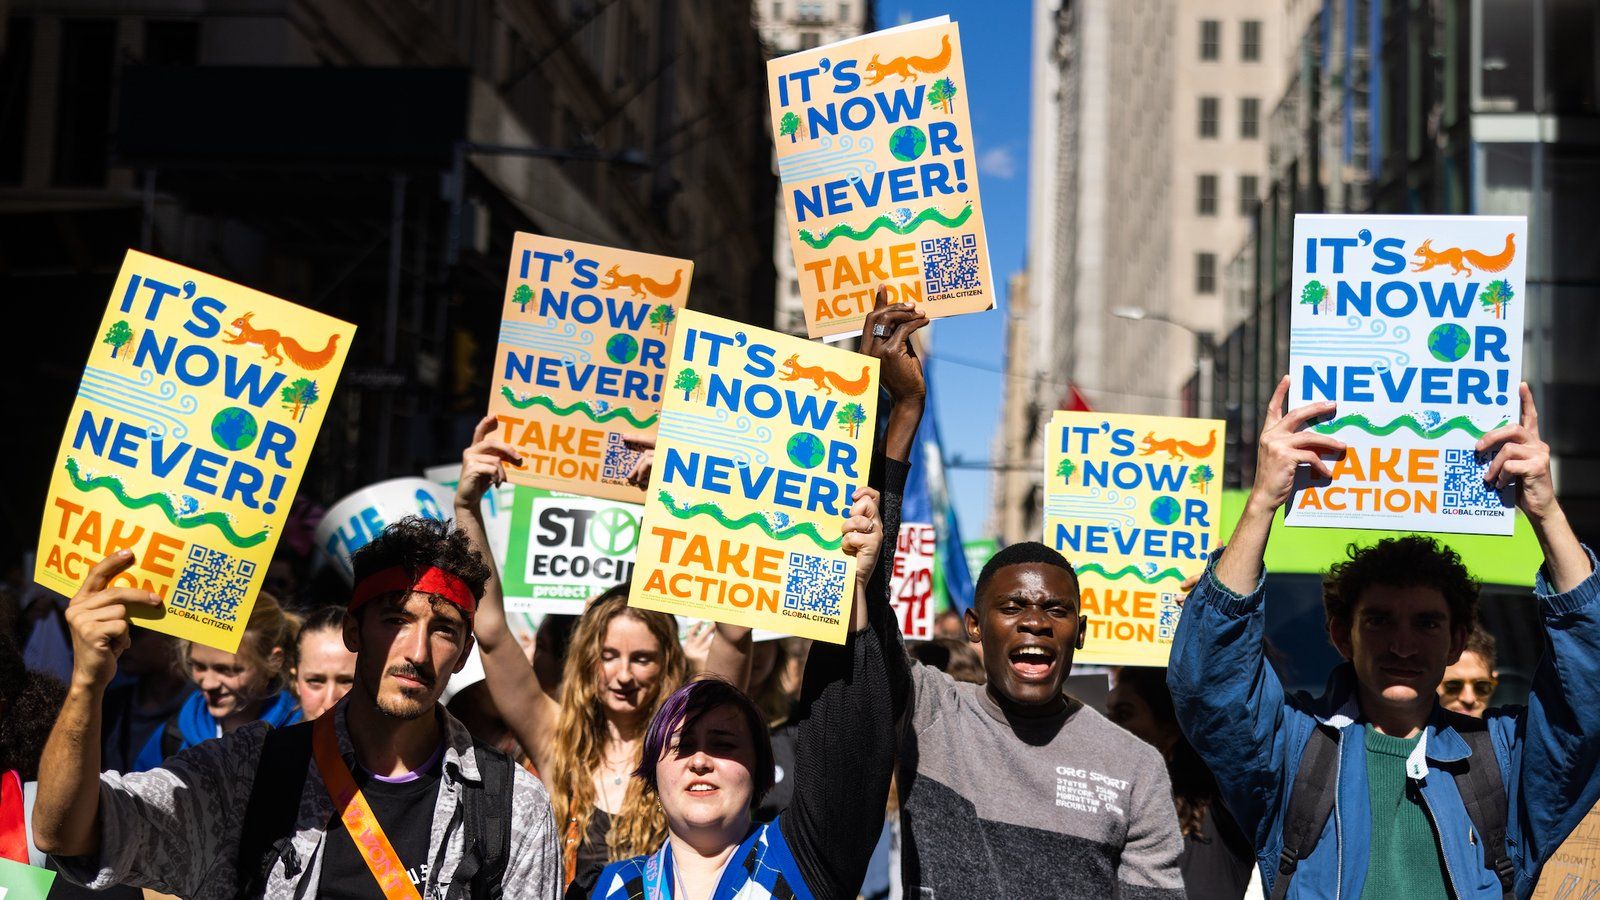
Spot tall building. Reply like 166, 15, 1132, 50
1207, 1, 1600, 537
997, 0, 1279, 541
752, 0, 875, 335
0, 0, 776, 560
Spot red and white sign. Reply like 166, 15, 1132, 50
891, 522, 936, 641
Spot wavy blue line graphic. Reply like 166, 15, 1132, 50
499, 321, 595, 364
659, 407, 774, 468
79, 367, 198, 439
779, 135, 878, 185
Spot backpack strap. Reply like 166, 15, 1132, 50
1450, 717, 1513, 899
235, 721, 316, 898
159, 713, 185, 761
452, 743, 515, 900
1271, 725, 1341, 900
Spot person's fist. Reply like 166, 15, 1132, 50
841, 487, 884, 585
457, 415, 523, 510
64, 550, 163, 692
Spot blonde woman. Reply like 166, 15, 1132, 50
130, 592, 301, 770
292, 605, 357, 720
455, 417, 742, 895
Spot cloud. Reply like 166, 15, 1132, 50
979, 145, 1017, 179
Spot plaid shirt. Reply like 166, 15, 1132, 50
54, 700, 560, 899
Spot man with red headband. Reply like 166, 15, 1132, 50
32, 516, 561, 899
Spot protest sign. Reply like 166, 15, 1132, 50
891, 521, 936, 640
963, 537, 998, 577
0, 858, 56, 900
503, 487, 641, 615
1285, 215, 1527, 535
489, 233, 691, 501
630, 310, 879, 644
768, 17, 995, 339
316, 478, 455, 582
35, 251, 353, 652
1045, 412, 1225, 666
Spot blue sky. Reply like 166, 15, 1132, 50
891, 1, 1032, 537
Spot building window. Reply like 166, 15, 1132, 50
798, 0, 822, 21
1197, 174, 1218, 216
0, 16, 35, 185
799, 31, 820, 49
1240, 97, 1260, 138
772, 2, 782, 18
839, 2, 850, 20
1196, 253, 1217, 294
1241, 20, 1261, 61
1199, 19, 1220, 60
54, 18, 116, 187
1198, 96, 1219, 138
1239, 174, 1259, 215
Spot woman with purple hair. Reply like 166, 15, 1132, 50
588, 481, 902, 900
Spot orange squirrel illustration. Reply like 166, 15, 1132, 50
778, 354, 872, 396
864, 34, 952, 86
1139, 429, 1217, 461
1410, 234, 1515, 277
601, 265, 684, 300
222, 313, 340, 370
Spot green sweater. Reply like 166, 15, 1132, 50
1361, 725, 1450, 898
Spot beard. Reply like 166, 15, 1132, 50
362, 663, 441, 721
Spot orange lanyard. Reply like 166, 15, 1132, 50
312, 715, 424, 900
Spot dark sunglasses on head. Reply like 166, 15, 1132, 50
1440, 678, 1497, 698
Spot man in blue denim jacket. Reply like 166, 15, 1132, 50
1169, 377, 1600, 899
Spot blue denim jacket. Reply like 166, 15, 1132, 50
1167, 547, 1600, 899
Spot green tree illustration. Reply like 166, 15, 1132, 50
103, 320, 134, 360
1056, 458, 1076, 484
280, 377, 321, 422
648, 304, 677, 334
1482, 279, 1513, 320
1300, 280, 1328, 314
673, 368, 701, 401
928, 77, 959, 113
1188, 464, 1215, 495
779, 111, 801, 143
835, 402, 867, 438
512, 284, 534, 314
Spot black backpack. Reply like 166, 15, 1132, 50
233, 720, 514, 899
1270, 714, 1514, 899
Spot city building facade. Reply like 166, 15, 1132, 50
0, 0, 776, 561
1206, 0, 1600, 538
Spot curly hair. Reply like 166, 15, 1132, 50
1324, 535, 1479, 636
975, 541, 1078, 607
0, 661, 67, 780
349, 516, 491, 603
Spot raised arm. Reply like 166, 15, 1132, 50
1477, 386, 1600, 874
1168, 376, 1343, 844
33, 552, 163, 856
456, 415, 560, 772
778, 488, 891, 896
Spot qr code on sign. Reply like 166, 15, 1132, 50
920, 232, 981, 294
170, 545, 256, 624
1157, 592, 1183, 640
1442, 449, 1511, 511
783, 552, 847, 617
602, 432, 643, 484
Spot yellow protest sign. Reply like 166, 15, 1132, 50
630, 310, 878, 643
1045, 412, 1225, 666
35, 250, 354, 652
489, 233, 692, 502
769, 17, 995, 339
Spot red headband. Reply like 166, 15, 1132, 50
349, 566, 476, 617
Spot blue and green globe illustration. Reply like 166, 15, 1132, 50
1427, 323, 1471, 363
786, 432, 826, 469
606, 333, 640, 364
889, 125, 927, 162
1150, 495, 1181, 526
211, 407, 259, 451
